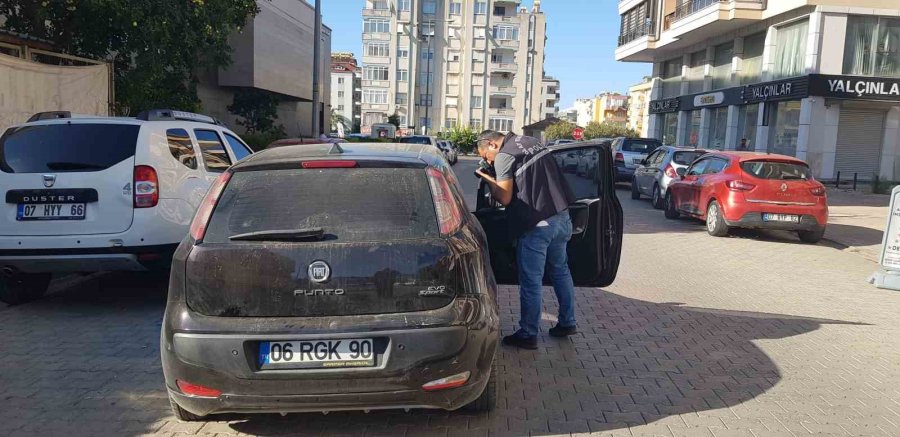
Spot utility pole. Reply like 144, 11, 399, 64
311, 0, 322, 138
423, 34, 432, 135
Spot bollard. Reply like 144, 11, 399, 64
853, 173, 858, 191
835, 171, 841, 188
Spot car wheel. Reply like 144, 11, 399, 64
706, 201, 729, 237
651, 184, 664, 210
798, 228, 825, 244
463, 360, 497, 412
630, 178, 641, 200
0, 273, 51, 305
664, 191, 680, 219
169, 395, 205, 421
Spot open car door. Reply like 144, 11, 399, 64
474, 140, 623, 287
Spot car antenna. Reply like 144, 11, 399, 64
328, 143, 344, 155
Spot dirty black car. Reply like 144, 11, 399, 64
161, 141, 622, 420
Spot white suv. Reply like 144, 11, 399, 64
0, 109, 254, 304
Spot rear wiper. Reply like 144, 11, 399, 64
46, 161, 107, 170
229, 227, 326, 242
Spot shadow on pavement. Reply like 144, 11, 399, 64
825, 222, 885, 248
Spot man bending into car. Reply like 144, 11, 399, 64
475, 130, 577, 350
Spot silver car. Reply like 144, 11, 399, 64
631, 146, 708, 209
611, 137, 662, 183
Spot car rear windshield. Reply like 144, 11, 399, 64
0, 123, 140, 173
621, 139, 660, 154
741, 161, 810, 180
673, 151, 705, 165
203, 168, 439, 243
398, 136, 431, 145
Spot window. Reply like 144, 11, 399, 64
741, 32, 766, 84
365, 42, 390, 57
397, 69, 409, 81
423, 0, 436, 15
712, 42, 734, 90
772, 19, 809, 79
337, 104, 345, 111
844, 16, 900, 77
493, 26, 519, 40
194, 130, 232, 172
741, 161, 810, 180
661, 58, 683, 98
471, 95, 483, 108
493, 6, 505, 16
474, 1, 487, 15
166, 129, 197, 169
419, 71, 433, 86
223, 133, 253, 161
337, 91, 345, 98
449, 2, 461, 15
707, 107, 728, 150
687, 50, 706, 94
372, 0, 388, 10
399, 115, 408, 126
421, 47, 434, 60
397, 48, 409, 58
703, 158, 729, 175
421, 22, 436, 37
0, 124, 139, 173
420, 94, 433, 106
398, 0, 410, 12
687, 159, 709, 176
770, 100, 801, 157
470, 118, 483, 130
737, 104, 759, 150
363, 89, 389, 104
445, 118, 457, 129
683, 110, 701, 148
396, 92, 408, 105
364, 19, 390, 33
659, 113, 677, 147
364, 66, 389, 81
337, 77, 344, 84
489, 118, 514, 132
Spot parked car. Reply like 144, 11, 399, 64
664, 152, 828, 243
436, 140, 458, 165
0, 110, 253, 305
162, 141, 623, 420
611, 137, 662, 182
631, 146, 708, 209
398, 135, 440, 151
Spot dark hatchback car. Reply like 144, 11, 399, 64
161, 142, 622, 420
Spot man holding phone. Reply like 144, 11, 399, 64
474, 130, 577, 350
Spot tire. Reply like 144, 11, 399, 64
463, 361, 497, 412
651, 184, 664, 210
664, 191, 680, 219
705, 200, 729, 237
630, 178, 641, 200
169, 395, 204, 421
0, 273, 51, 305
798, 228, 825, 244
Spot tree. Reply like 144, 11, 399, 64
443, 125, 478, 153
544, 121, 578, 141
227, 88, 282, 134
387, 113, 401, 129
0, 1, 260, 114
583, 121, 639, 140
330, 108, 350, 133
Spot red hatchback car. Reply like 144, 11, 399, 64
664, 152, 828, 243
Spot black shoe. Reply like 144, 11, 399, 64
502, 331, 538, 350
549, 324, 577, 338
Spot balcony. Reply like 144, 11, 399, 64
491, 62, 517, 73
490, 85, 517, 96
618, 22, 656, 47
362, 80, 390, 88
363, 32, 391, 41
664, 0, 766, 30
495, 15, 519, 23
362, 8, 391, 17
489, 107, 515, 117
494, 39, 520, 49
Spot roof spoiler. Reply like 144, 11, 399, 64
135, 109, 223, 126
27, 111, 71, 122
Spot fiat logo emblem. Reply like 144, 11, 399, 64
308, 260, 331, 283
780, 183, 788, 192
42, 174, 56, 188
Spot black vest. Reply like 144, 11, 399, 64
499, 133, 575, 238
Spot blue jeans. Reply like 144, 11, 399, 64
516, 210, 576, 337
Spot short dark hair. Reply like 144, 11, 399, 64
476, 130, 505, 149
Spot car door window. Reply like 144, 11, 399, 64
687, 159, 709, 176
553, 147, 600, 199
166, 129, 197, 170
223, 133, 253, 161
194, 130, 233, 172
703, 158, 728, 174
654, 150, 668, 165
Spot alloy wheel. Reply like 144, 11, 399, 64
707, 203, 718, 233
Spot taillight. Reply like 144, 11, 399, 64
615, 152, 624, 163
726, 180, 756, 191
177, 380, 222, 398
664, 165, 677, 178
422, 371, 470, 392
133, 165, 158, 208
189, 171, 232, 242
426, 167, 462, 236
301, 160, 357, 169
810, 186, 826, 196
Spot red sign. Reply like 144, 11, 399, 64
573, 127, 584, 141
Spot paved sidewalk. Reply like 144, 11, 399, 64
825, 188, 890, 262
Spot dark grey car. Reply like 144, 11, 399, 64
631, 146, 708, 209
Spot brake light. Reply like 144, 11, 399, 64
664, 165, 677, 178
301, 160, 357, 169
189, 171, 232, 242
615, 152, 624, 163
810, 186, 826, 196
422, 371, 470, 392
726, 180, 756, 191
426, 167, 462, 236
133, 166, 158, 208
176, 380, 222, 398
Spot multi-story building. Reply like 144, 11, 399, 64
594, 92, 629, 126
560, 107, 579, 123
541, 75, 561, 120
627, 76, 653, 136
331, 52, 362, 133
360, 0, 548, 135
616, 0, 900, 181
572, 98, 595, 126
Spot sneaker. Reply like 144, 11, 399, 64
548, 324, 577, 337
502, 331, 538, 350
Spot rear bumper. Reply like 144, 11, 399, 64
615, 165, 635, 181
721, 198, 828, 232
0, 244, 177, 273
725, 213, 824, 231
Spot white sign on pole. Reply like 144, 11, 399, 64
870, 185, 900, 290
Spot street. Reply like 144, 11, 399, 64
2, 157, 900, 437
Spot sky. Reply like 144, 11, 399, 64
321, 0, 651, 109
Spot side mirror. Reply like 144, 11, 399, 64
676, 167, 687, 178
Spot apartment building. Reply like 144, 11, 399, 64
628, 76, 653, 136
572, 98, 595, 126
595, 92, 629, 125
331, 52, 362, 132
616, 0, 900, 181
541, 75, 561, 120
360, 0, 547, 135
